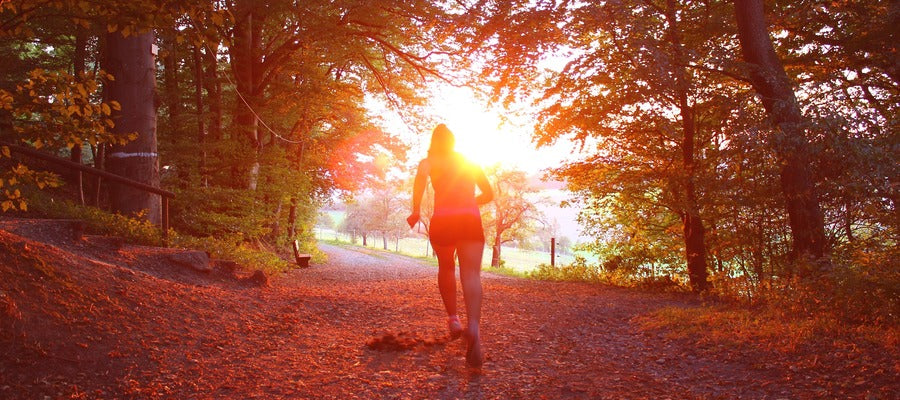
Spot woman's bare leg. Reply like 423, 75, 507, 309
433, 244, 458, 318
457, 240, 484, 366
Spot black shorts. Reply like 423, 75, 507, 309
429, 214, 485, 247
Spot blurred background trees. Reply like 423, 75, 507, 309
482, 166, 545, 267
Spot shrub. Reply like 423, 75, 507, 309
29, 194, 163, 246
528, 256, 601, 282
26, 191, 297, 274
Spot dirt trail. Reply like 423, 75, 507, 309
0, 219, 893, 399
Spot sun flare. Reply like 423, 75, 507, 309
430, 87, 513, 168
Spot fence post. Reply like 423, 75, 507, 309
162, 196, 169, 242
551, 237, 556, 267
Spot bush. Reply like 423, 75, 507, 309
762, 264, 899, 326
527, 256, 690, 292
173, 234, 293, 274
26, 191, 297, 274
528, 256, 601, 282
707, 243, 899, 326
29, 194, 164, 246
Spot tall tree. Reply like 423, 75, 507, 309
368, 180, 408, 251
663, 0, 710, 291
734, 0, 827, 267
70, 26, 88, 205
483, 167, 543, 267
766, 0, 898, 257
105, 30, 160, 223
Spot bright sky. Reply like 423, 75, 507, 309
378, 84, 579, 175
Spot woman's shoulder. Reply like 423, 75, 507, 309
418, 157, 433, 168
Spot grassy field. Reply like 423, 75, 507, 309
314, 227, 577, 273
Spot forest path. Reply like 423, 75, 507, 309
288, 243, 769, 399
0, 220, 877, 399
246, 243, 794, 399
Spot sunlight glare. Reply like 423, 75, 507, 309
429, 86, 518, 168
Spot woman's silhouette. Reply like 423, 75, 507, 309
407, 124, 493, 368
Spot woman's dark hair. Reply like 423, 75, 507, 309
428, 123, 455, 158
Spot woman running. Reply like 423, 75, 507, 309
407, 124, 493, 368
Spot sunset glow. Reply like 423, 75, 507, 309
426, 86, 512, 167
423, 85, 574, 173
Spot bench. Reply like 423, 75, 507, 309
292, 240, 311, 268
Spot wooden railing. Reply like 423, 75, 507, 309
3, 142, 175, 240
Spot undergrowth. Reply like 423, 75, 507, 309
640, 303, 898, 357
641, 252, 899, 354
173, 235, 292, 274
25, 194, 296, 274
527, 256, 688, 292
529, 251, 898, 353
482, 264, 528, 278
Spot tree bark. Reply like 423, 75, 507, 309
104, 31, 161, 224
91, 143, 104, 206
230, 2, 263, 190
666, 0, 710, 292
734, 0, 828, 267
162, 29, 180, 125
202, 45, 222, 142
491, 235, 502, 267
71, 27, 87, 205
287, 198, 297, 238
192, 44, 207, 187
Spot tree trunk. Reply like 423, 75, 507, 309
162, 29, 180, 125
682, 213, 709, 290
491, 235, 501, 267
71, 27, 87, 205
666, 0, 710, 292
91, 143, 104, 206
230, 3, 263, 190
382, 233, 388, 250
104, 31, 161, 224
843, 197, 854, 242
362, 233, 368, 247
287, 198, 297, 238
203, 47, 222, 141
270, 201, 283, 240
734, 0, 828, 267
192, 44, 207, 187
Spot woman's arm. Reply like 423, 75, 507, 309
407, 159, 430, 227
474, 166, 493, 206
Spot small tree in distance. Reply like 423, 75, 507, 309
482, 166, 546, 267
